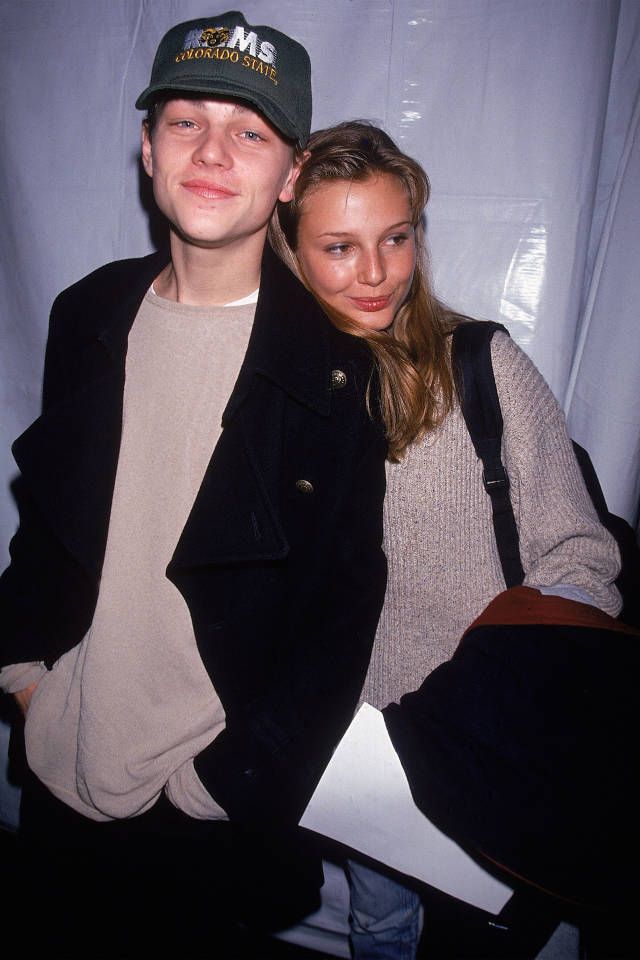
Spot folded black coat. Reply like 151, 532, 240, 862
383, 587, 640, 907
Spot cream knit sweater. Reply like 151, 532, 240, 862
361, 332, 621, 710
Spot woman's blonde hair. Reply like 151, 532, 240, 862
269, 121, 463, 461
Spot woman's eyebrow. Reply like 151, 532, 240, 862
317, 220, 412, 238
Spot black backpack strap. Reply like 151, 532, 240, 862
452, 321, 525, 588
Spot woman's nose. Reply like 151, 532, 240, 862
357, 249, 386, 286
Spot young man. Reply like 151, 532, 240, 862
0, 12, 386, 955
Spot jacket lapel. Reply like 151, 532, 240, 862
169, 390, 290, 568
170, 246, 334, 569
12, 253, 166, 580
221, 244, 332, 423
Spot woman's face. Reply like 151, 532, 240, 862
295, 173, 416, 331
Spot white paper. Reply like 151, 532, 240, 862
300, 703, 513, 915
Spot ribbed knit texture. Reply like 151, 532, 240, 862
361, 333, 621, 709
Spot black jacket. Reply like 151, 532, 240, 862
0, 244, 387, 826
384, 587, 640, 907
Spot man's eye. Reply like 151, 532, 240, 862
241, 130, 265, 142
173, 119, 197, 129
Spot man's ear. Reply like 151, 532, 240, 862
278, 148, 310, 203
141, 122, 153, 178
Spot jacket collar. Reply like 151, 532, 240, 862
222, 244, 333, 423
96, 250, 170, 360
96, 245, 334, 421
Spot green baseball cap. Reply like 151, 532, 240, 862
135, 11, 312, 146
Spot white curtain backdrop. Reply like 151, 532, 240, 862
1, 0, 638, 854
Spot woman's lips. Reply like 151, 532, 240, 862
182, 180, 237, 200
348, 296, 391, 312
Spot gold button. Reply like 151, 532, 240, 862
295, 479, 314, 494
330, 369, 347, 390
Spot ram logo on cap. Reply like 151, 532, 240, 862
199, 27, 231, 48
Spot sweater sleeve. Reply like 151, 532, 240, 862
492, 333, 621, 616
0, 661, 47, 695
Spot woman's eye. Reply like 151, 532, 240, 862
386, 233, 409, 246
325, 243, 351, 256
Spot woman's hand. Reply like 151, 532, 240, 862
13, 681, 39, 718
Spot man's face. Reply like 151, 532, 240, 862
141, 97, 299, 253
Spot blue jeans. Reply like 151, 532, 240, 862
347, 858, 422, 959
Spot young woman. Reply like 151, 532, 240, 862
269, 122, 621, 959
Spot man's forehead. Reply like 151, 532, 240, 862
162, 96, 267, 119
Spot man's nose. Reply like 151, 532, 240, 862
192, 128, 232, 167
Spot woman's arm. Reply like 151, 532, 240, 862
493, 332, 621, 615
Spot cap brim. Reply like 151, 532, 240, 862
135, 79, 300, 143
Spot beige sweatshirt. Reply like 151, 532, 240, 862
14, 289, 254, 821
362, 332, 621, 709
